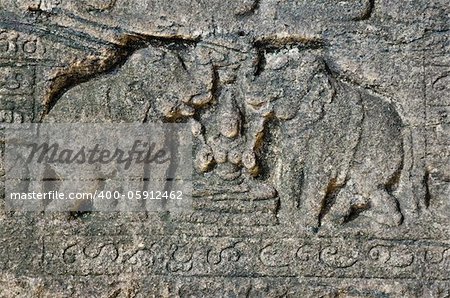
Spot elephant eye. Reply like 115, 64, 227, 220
249, 101, 266, 110
268, 89, 284, 101
128, 80, 143, 91
245, 97, 267, 109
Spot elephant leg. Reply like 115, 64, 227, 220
346, 170, 403, 227
354, 92, 404, 226
276, 154, 303, 221
323, 185, 402, 227
366, 188, 403, 227
298, 166, 333, 230
320, 184, 354, 226
297, 126, 339, 230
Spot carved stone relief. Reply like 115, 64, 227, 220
0, 0, 448, 296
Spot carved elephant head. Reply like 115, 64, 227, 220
244, 48, 335, 126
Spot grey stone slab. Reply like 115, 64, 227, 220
0, 0, 448, 296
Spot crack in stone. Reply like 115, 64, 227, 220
41, 33, 200, 118
252, 35, 324, 75
235, 0, 261, 17
353, 0, 375, 21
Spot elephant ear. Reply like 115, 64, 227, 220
275, 71, 335, 123
301, 72, 335, 123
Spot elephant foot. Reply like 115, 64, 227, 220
367, 189, 404, 227
365, 209, 403, 227
318, 187, 404, 228
298, 217, 321, 233
320, 212, 346, 227
322, 209, 402, 227
319, 188, 362, 227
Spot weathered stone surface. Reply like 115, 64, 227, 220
0, 0, 449, 296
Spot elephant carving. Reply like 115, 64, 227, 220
244, 48, 405, 229
42, 41, 409, 227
